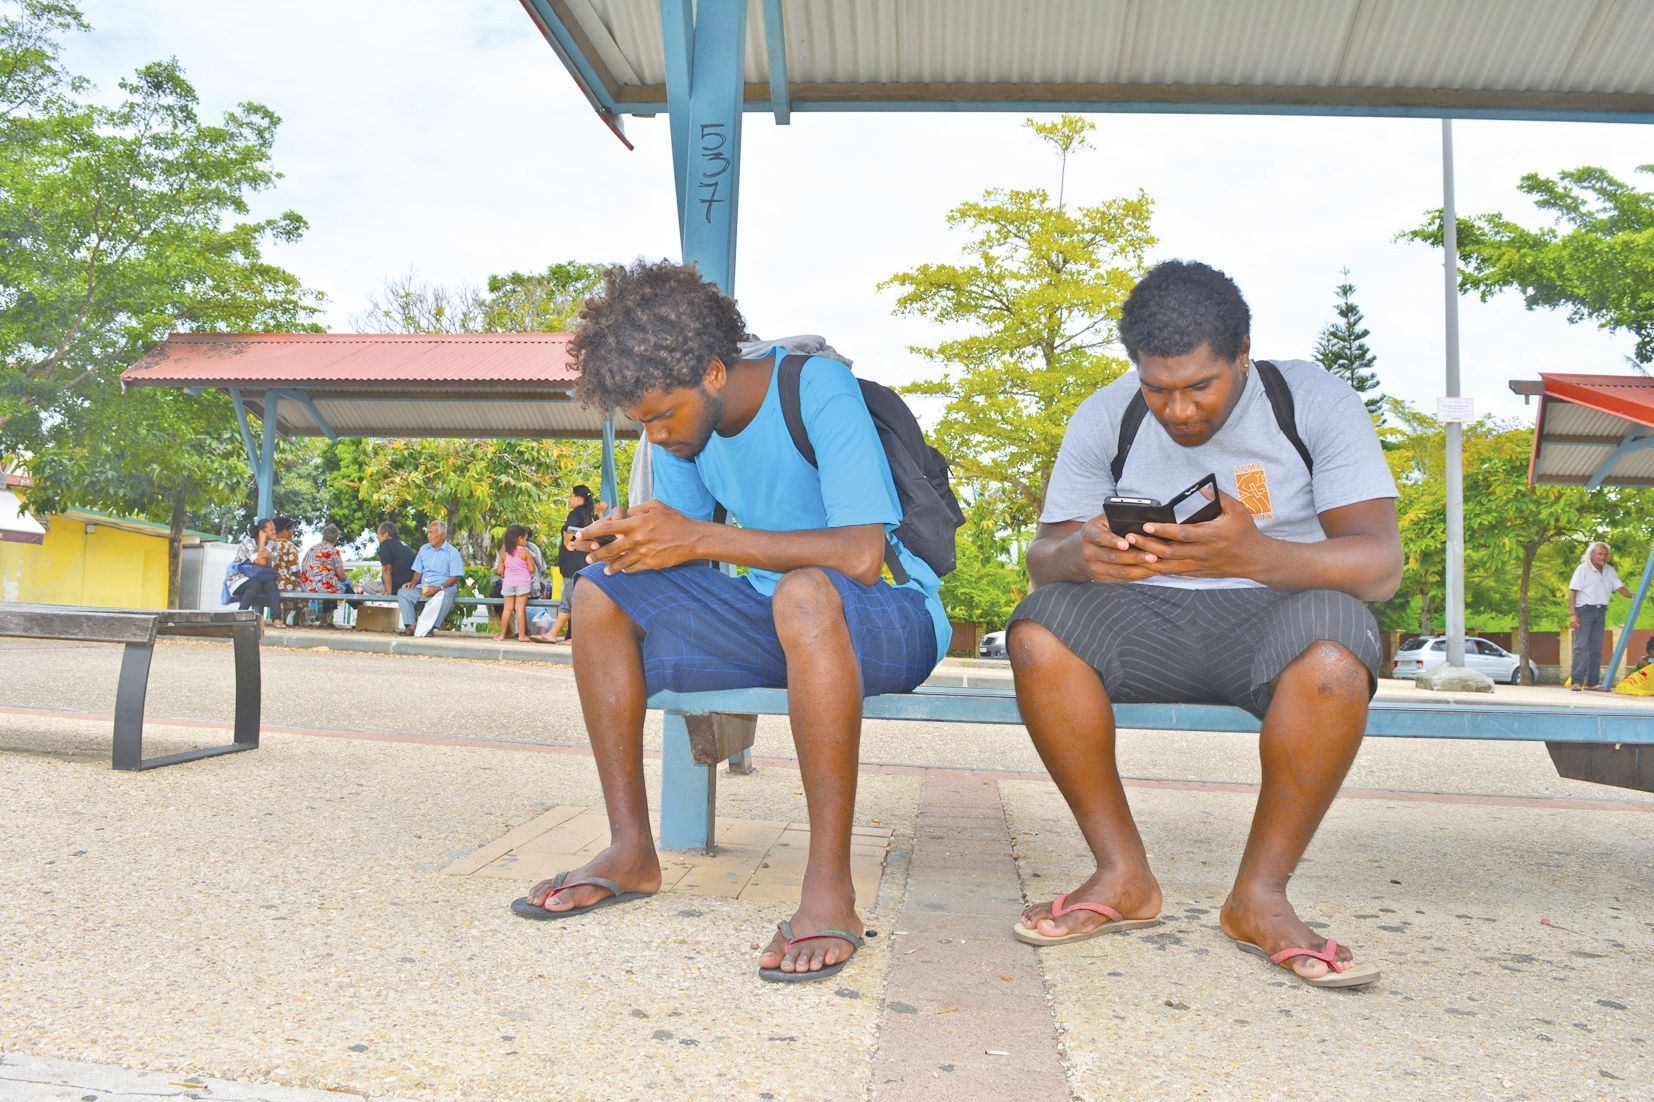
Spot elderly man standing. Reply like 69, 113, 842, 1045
398, 521, 466, 637
1568, 541, 1634, 691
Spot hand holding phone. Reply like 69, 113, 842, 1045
1103, 474, 1221, 538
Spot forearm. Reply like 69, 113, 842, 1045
690, 521, 885, 585
1027, 531, 1090, 587
1241, 532, 1401, 602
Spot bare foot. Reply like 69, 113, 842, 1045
1019, 863, 1162, 939
758, 875, 863, 975
1219, 885, 1357, 981
524, 844, 662, 913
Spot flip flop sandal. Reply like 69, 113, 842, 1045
757, 920, 865, 983
1229, 937, 1381, 989
1012, 894, 1161, 946
510, 872, 653, 920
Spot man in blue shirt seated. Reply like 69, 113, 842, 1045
509, 260, 948, 985
397, 521, 466, 637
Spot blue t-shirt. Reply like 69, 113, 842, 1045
411, 542, 465, 588
650, 352, 950, 663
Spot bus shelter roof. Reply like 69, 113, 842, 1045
1512, 373, 1654, 489
524, 0, 1654, 140
121, 332, 637, 440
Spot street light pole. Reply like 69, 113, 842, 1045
1441, 118, 1467, 670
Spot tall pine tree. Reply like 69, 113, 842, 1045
1313, 269, 1384, 420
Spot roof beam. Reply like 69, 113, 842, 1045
276, 388, 339, 442
661, 0, 694, 238
1586, 425, 1654, 490
762, 0, 790, 124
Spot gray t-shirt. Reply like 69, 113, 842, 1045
1041, 358, 1398, 590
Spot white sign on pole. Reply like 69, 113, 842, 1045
1437, 396, 1474, 423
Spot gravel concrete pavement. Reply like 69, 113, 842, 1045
1, 637, 1649, 1101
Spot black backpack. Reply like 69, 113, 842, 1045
775, 354, 964, 584
1108, 359, 1313, 483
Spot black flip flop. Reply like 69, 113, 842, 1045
757, 919, 865, 983
510, 871, 653, 920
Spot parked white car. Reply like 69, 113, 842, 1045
1390, 635, 1537, 684
978, 630, 1007, 659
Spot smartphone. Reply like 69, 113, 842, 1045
1103, 473, 1221, 538
577, 526, 617, 547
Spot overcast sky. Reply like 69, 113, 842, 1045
69, 0, 1651, 427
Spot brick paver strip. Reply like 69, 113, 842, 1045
870, 769, 1070, 1101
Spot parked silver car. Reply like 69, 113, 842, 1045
978, 630, 1007, 659
1390, 635, 1537, 684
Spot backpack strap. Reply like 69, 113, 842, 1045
1109, 392, 1151, 484
774, 352, 910, 584
1253, 360, 1314, 475
777, 354, 816, 467
1109, 360, 1313, 483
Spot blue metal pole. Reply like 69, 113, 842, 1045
660, 0, 694, 239
658, 711, 713, 850
1605, 540, 1654, 685
679, 0, 747, 293
256, 393, 278, 520
599, 412, 619, 508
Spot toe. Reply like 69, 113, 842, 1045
758, 929, 788, 969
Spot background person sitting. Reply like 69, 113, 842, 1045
375, 522, 416, 598
300, 523, 354, 627
269, 515, 304, 624
225, 517, 280, 624
397, 521, 465, 637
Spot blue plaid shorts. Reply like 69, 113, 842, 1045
577, 563, 938, 698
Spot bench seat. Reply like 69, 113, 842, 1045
0, 603, 260, 770
645, 685, 1654, 851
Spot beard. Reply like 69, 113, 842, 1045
675, 386, 725, 459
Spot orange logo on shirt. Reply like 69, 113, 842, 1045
1234, 463, 1273, 521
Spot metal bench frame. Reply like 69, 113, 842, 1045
0, 604, 261, 770
646, 685, 1654, 852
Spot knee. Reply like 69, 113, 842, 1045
1006, 618, 1068, 668
1285, 640, 1368, 697
771, 568, 845, 645
570, 577, 621, 623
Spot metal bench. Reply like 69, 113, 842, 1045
0, 603, 260, 770
646, 685, 1654, 851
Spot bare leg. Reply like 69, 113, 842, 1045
1007, 619, 1162, 937
523, 581, 661, 910
1218, 641, 1369, 979
756, 569, 867, 974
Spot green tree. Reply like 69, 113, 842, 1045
938, 495, 1025, 629
1312, 269, 1383, 419
0, 2, 319, 602
880, 115, 1156, 523
1462, 423, 1632, 682
1402, 164, 1654, 367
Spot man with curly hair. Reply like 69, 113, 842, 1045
510, 260, 949, 984
1006, 260, 1402, 989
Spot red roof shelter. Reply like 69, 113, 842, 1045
1513, 372, 1654, 682
122, 332, 637, 518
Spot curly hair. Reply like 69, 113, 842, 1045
1118, 260, 1251, 364
568, 259, 747, 410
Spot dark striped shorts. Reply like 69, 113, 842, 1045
577, 563, 939, 699
1008, 583, 1381, 718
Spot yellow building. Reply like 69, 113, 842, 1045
1, 471, 219, 608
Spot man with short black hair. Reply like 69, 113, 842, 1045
376, 522, 415, 596
1008, 260, 1402, 988
510, 260, 948, 984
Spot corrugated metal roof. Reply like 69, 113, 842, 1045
122, 332, 579, 389
1529, 373, 1654, 488
123, 332, 639, 439
525, 0, 1654, 123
